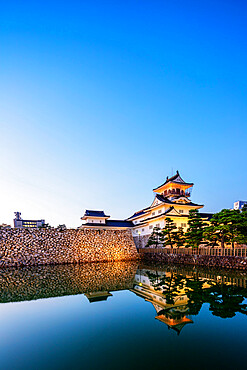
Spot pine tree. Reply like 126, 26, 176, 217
238, 205, 247, 245
160, 218, 177, 252
185, 209, 206, 253
174, 226, 185, 249
227, 210, 244, 248
209, 209, 243, 248
203, 225, 218, 247
146, 226, 162, 248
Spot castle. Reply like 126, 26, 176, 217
81, 171, 211, 248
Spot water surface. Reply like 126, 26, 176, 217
0, 262, 246, 370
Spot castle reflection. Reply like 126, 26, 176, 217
131, 270, 193, 334
0, 262, 246, 334
131, 266, 247, 334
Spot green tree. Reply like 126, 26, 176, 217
238, 205, 247, 245
160, 218, 177, 252
146, 226, 162, 248
185, 209, 206, 253
203, 225, 219, 248
57, 224, 67, 231
227, 210, 244, 248
39, 223, 51, 229
209, 209, 244, 248
174, 226, 185, 249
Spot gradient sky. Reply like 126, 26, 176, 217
1, 0, 247, 227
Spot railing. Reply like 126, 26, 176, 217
163, 190, 191, 197
138, 247, 247, 258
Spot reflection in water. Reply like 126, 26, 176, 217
84, 291, 113, 303
0, 263, 246, 370
132, 266, 247, 334
132, 271, 193, 334
0, 262, 138, 303
0, 262, 246, 334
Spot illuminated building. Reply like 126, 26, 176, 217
81, 171, 211, 246
127, 171, 210, 247
13, 212, 45, 229
234, 200, 247, 211
80, 210, 133, 229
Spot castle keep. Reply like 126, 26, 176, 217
81, 171, 210, 248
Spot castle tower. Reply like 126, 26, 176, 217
127, 171, 205, 247
153, 170, 193, 198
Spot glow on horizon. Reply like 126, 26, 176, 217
0, 0, 246, 227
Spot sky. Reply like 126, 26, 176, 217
1, 0, 247, 227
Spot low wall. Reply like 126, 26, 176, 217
140, 251, 247, 270
0, 228, 138, 268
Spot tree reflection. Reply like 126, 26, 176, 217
207, 284, 247, 318
138, 268, 247, 320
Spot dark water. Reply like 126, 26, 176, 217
0, 262, 246, 370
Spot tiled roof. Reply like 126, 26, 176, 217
20, 220, 44, 222
164, 171, 183, 183
153, 171, 193, 191
84, 210, 109, 218
143, 207, 175, 222
126, 209, 148, 220
155, 194, 203, 207
106, 220, 134, 227
127, 194, 203, 221
83, 219, 134, 228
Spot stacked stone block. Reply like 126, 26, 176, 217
141, 252, 247, 270
0, 228, 138, 268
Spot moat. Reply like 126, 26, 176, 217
0, 261, 246, 370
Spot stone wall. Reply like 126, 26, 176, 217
0, 228, 138, 268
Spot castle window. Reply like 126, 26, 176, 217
181, 223, 186, 228
142, 228, 145, 232
179, 210, 184, 213
152, 212, 155, 216
149, 225, 153, 229
158, 210, 162, 214
156, 224, 160, 228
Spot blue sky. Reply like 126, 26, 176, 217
1, 0, 247, 227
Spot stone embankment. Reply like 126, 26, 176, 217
0, 228, 138, 268
141, 252, 247, 270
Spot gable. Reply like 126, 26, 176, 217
165, 207, 181, 216
150, 196, 163, 208
173, 175, 184, 183
173, 196, 190, 204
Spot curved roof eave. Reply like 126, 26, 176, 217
153, 171, 193, 191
